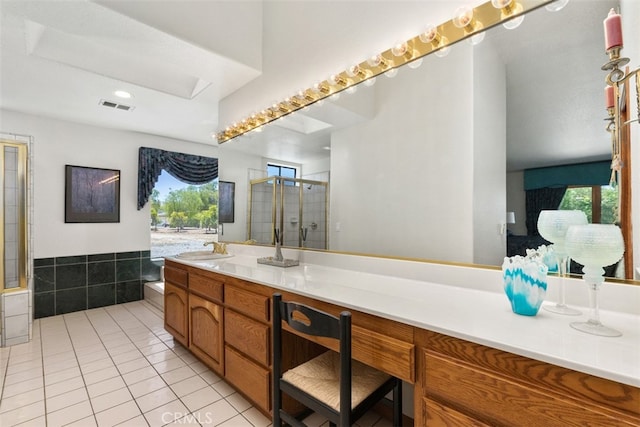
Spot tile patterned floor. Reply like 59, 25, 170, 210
0, 301, 391, 427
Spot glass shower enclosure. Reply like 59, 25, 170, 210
248, 176, 328, 249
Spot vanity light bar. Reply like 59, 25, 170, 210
216, 0, 556, 144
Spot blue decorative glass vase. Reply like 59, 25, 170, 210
502, 256, 548, 316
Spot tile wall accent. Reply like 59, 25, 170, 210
33, 251, 161, 318
0, 290, 31, 346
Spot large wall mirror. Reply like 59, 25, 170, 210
219, 0, 638, 282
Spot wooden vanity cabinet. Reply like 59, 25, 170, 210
223, 279, 273, 414
189, 293, 224, 375
415, 329, 640, 427
164, 264, 189, 346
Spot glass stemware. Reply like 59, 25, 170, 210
565, 224, 625, 337
537, 210, 588, 315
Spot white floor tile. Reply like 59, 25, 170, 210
144, 349, 178, 365
43, 357, 79, 375
2, 376, 43, 398
65, 415, 98, 427
135, 386, 177, 413
83, 366, 121, 385
86, 376, 127, 399
152, 357, 186, 374
226, 392, 252, 412
3, 367, 43, 386
80, 357, 116, 375
13, 415, 47, 426
160, 365, 196, 385
143, 399, 189, 427
122, 366, 159, 386
46, 387, 89, 413
111, 349, 144, 365
90, 387, 134, 413
45, 375, 86, 397
192, 399, 239, 426
169, 375, 208, 397
128, 375, 167, 398
94, 400, 142, 427
180, 386, 223, 412
44, 365, 82, 386
114, 415, 149, 427
199, 370, 222, 385
218, 414, 253, 427
46, 400, 93, 427
0, 387, 44, 414
0, 401, 45, 426
211, 379, 236, 397
241, 407, 271, 427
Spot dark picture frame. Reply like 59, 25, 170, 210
219, 181, 235, 223
65, 165, 121, 223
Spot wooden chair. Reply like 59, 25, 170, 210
272, 293, 402, 426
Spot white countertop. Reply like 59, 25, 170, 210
167, 246, 640, 388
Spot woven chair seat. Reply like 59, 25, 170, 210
283, 351, 391, 411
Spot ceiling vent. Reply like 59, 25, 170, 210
99, 99, 134, 111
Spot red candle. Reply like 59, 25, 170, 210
604, 8, 623, 51
605, 85, 615, 109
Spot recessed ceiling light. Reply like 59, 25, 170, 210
114, 90, 132, 99
323, 146, 331, 150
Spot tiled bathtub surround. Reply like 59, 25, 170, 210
33, 251, 161, 318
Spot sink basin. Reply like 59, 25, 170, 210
175, 251, 233, 260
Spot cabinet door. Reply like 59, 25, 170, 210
164, 282, 188, 346
189, 293, 224, 375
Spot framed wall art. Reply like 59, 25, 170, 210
65, 165, 121, 223
219, 181, 235, 223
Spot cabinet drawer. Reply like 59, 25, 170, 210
424, 350, 635, 426
164, 265, 188, 288
225, 345, 270, 413
189, 273, 223, 303
225, 309, 270, 366
225, 285, 270, 322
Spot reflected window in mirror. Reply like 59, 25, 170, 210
559, 185, 618, 224
268, 163, 297, 186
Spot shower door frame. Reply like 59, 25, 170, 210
248, 176, 329, 248
1, 139, 29, 292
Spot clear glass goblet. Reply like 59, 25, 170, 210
537, 210, 588, 315
565, 224, 625, 337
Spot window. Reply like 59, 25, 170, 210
150, 171, 219, 258
267, 163, 297, 186
559, 185, 618, 224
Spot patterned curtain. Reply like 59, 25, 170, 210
137, 147, 218, 209
525, 186, 567, 236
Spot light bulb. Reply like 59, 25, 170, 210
408, 58, 423, 69
363, 77, 376, 87
492, 0, 525, 29
419, 25, 438, 43
346, 86, 357, 94
545, 0, 569, 12
367, 54, 390, 69
470, 32, 485, 45
435, 46, 450, 58
453, 6, 474, 29
346, 64, 366, 79
391, 42, 408, 57
330, 93, 340, 101
384, 68, 398, 78
503, 15, 524, 29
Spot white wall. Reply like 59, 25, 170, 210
329, 45, 477, 263
472, 40, 507, 266
1, 109, 260, 258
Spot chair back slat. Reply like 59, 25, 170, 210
280, 301, 344, 339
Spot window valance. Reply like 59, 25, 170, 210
137, 147, 218, 210
523, 161, 611, 191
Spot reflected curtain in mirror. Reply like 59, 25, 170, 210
137, 147, 219, 209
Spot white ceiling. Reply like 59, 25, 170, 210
0, 0, 619, 170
